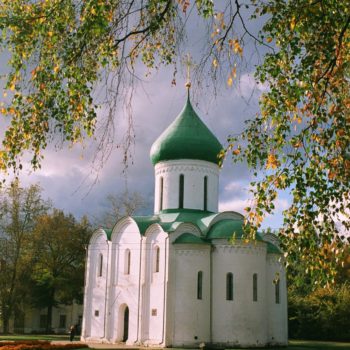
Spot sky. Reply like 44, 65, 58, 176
10, 70, 290, 230
0, 4, 291, 230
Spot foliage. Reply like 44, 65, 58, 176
220, 0, 350, 285
0, 180, 50, 333
0, 181, 91, 334
95, 191, 146, 228
30, 210, 91, 332
288, 284, 350, 341
0, 0, 349, 284
0, 0, 204, 171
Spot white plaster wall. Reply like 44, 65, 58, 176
154, 160, 219, 213
211, 241, 268, 347
82, 231, 109, 341
266, 255, 288, 345
108, 219, 142, 344
141, 225, 168, 346
171, 245, 211, 347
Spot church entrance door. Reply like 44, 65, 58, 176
123, 306, 129, 342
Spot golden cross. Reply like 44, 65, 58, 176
184, 53, 194, 89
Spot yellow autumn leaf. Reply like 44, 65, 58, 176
290, 17, 296, 30
227, 76, 233, 87
48, 31, 53, 37
232, 149, 240, 155
232, 67, 237, 78
266, 37, 273, 43
212, 58, 218, 68
266, 154, 279, 169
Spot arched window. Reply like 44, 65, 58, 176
98, 254, 103, 277
253, 273, 258, 302
197, 271, 203, 300
124, 249, 131, 275
179, 174, 184, 209
275, 279, 280, 304
159, 177, 164, 211
153, 246, 160, 273
203, 176, 208, 211
226, 273, 234, 300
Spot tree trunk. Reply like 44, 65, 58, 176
2, 304, 11, 333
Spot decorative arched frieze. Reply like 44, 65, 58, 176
212, 242, 266, 255
175, 249, 209, 256
155, 159, 219, 177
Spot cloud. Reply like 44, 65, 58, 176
219, 198, 251, 213
236, 73, 269, 100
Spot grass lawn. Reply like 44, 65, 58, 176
226, 340, 350, 350
0, 334, 70, 341
287, 340, 350, 349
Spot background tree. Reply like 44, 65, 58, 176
0, 180, 49, 333
1, 0, 349, 282
95, 191, 146, 228
30, 210, 91, 333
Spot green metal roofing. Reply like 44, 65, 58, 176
104, 228, 112, 240
267, 242, 282, 254
206, 220, 264, 242
132, 216, 160, 233
106, 209, 278, 253
173, 233, 209, 245
150, 95, 222, 165
207, 219, 245, 240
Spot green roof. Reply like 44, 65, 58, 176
104, 228, 112, 240
267, 242, 282, 254
150, 95, 222, 165
207, 220, 264, 242
207, 219, 245, 240
106, 209, 277, 252
173, 233, 209, 245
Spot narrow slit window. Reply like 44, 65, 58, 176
204, 176, 208, 211
154, 246, 160, 273
275, 279, 280, 304
124, 249, 131, 275
253, 273, 258, 302
179, 174, 184, 209
159, 177, 163, 211
98, 254, 103, 277
226, 273, 233, 300
197, 271, 203, 300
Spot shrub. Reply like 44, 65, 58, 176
288, 284, 350, 341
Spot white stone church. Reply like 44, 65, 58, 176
81, 93, 288, 348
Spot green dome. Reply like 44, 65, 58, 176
207, 219, 264, 241
207, 219, 245, 240
150, 95, 222, 165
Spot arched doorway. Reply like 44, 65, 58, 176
123, 306, 129, 342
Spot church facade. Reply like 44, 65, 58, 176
81, 95, 288, 348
